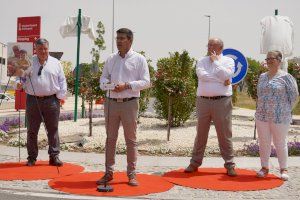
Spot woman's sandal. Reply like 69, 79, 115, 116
256, 167, 269, 178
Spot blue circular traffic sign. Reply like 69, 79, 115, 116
222, 48, 248, 84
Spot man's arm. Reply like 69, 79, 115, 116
196, 58, 218, 82
56, 62, 67, 100
99, 59, 111, 91
212, 57, 235, 82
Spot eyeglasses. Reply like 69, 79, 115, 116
38, 65, 43, 76
115, 36, 127, 41
265, 57, 277, 61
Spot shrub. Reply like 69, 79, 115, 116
244, 58, 268, 101
243, 141, 300, 156
153, 51, 196, 127
288, 61, 300, 92
0, 118, 23, 132
138, 52, 155, 117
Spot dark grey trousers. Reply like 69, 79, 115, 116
190, 96, 235, 169
26, 94, 60, 161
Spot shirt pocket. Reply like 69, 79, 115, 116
124, 61, 137, 77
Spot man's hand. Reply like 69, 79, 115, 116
113, 83, 127, 93
224, 79, 231, 86
16, 83, 23, 90
210, 51, 220, 62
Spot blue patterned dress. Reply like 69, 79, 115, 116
255, 71, 299, 124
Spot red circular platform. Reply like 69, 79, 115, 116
49, 172, 174, 197
0, 161, 84, 180
163, 168, 284, 191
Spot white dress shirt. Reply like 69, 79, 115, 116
100, 49, 150, 98
24, 55, 67, 100
196, 54, 235, 97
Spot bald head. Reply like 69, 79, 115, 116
207, 38, 224, 55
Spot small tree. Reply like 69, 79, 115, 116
65, 21, 106, 136
153, 51, 196, 127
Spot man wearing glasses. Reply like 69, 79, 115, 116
184, 38, 237, 176
16, 38, 67, 167
98, 28, 150, 186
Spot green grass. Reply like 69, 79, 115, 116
234, 91, 256, 110
235, 91, 300, 115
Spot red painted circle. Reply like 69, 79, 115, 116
49, 172, 174, 196
163, 168, 284, 191
0, 161, 84, 180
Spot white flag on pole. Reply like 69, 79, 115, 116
60, 15, 96, 40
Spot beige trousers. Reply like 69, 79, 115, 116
104, 98, 139, 176
190, 96, 235, 169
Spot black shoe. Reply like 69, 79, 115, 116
49, 156, 63, 166
26, 159, 36, 166
96, 172, 113, 185
184, 164, 198, 173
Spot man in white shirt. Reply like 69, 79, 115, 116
98, 28, 150, 186
16, 38, 67, 167
184, 38, 237, 176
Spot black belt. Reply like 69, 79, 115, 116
199, 96, 227, 100
109, 97, 137, 102
28, 94, 56, 99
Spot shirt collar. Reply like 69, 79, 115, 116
118, 48, 133, 59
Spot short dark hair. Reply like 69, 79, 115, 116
116, 28, 133, 40
35, 38, 49, 46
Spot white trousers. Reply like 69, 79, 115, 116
256, 120, 290, 169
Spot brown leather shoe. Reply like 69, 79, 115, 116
49, 156, 63, 166
184, 164, 198, 173
128, 177, 139, 186
26, 159, 36, 166
127, 174, 139, 186
227, 167, 237, 177
96, 173, 113, 185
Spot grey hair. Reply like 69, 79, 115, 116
267, 50, 282, 61
35, 38, 49, 46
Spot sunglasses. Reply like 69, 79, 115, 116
38, 65, 43, 76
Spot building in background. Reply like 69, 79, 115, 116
0, 42, 8, 90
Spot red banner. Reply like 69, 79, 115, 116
17, 16, 41, 40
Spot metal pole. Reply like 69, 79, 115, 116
74, 9, 82, 122
204, 15, 211, 40
112, 0, 115, 53
167, 96, 172, 141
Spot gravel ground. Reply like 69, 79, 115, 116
3, 116, 300, 157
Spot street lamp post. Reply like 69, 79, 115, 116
112, 0, 115, 53
204, 15, 211, 40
